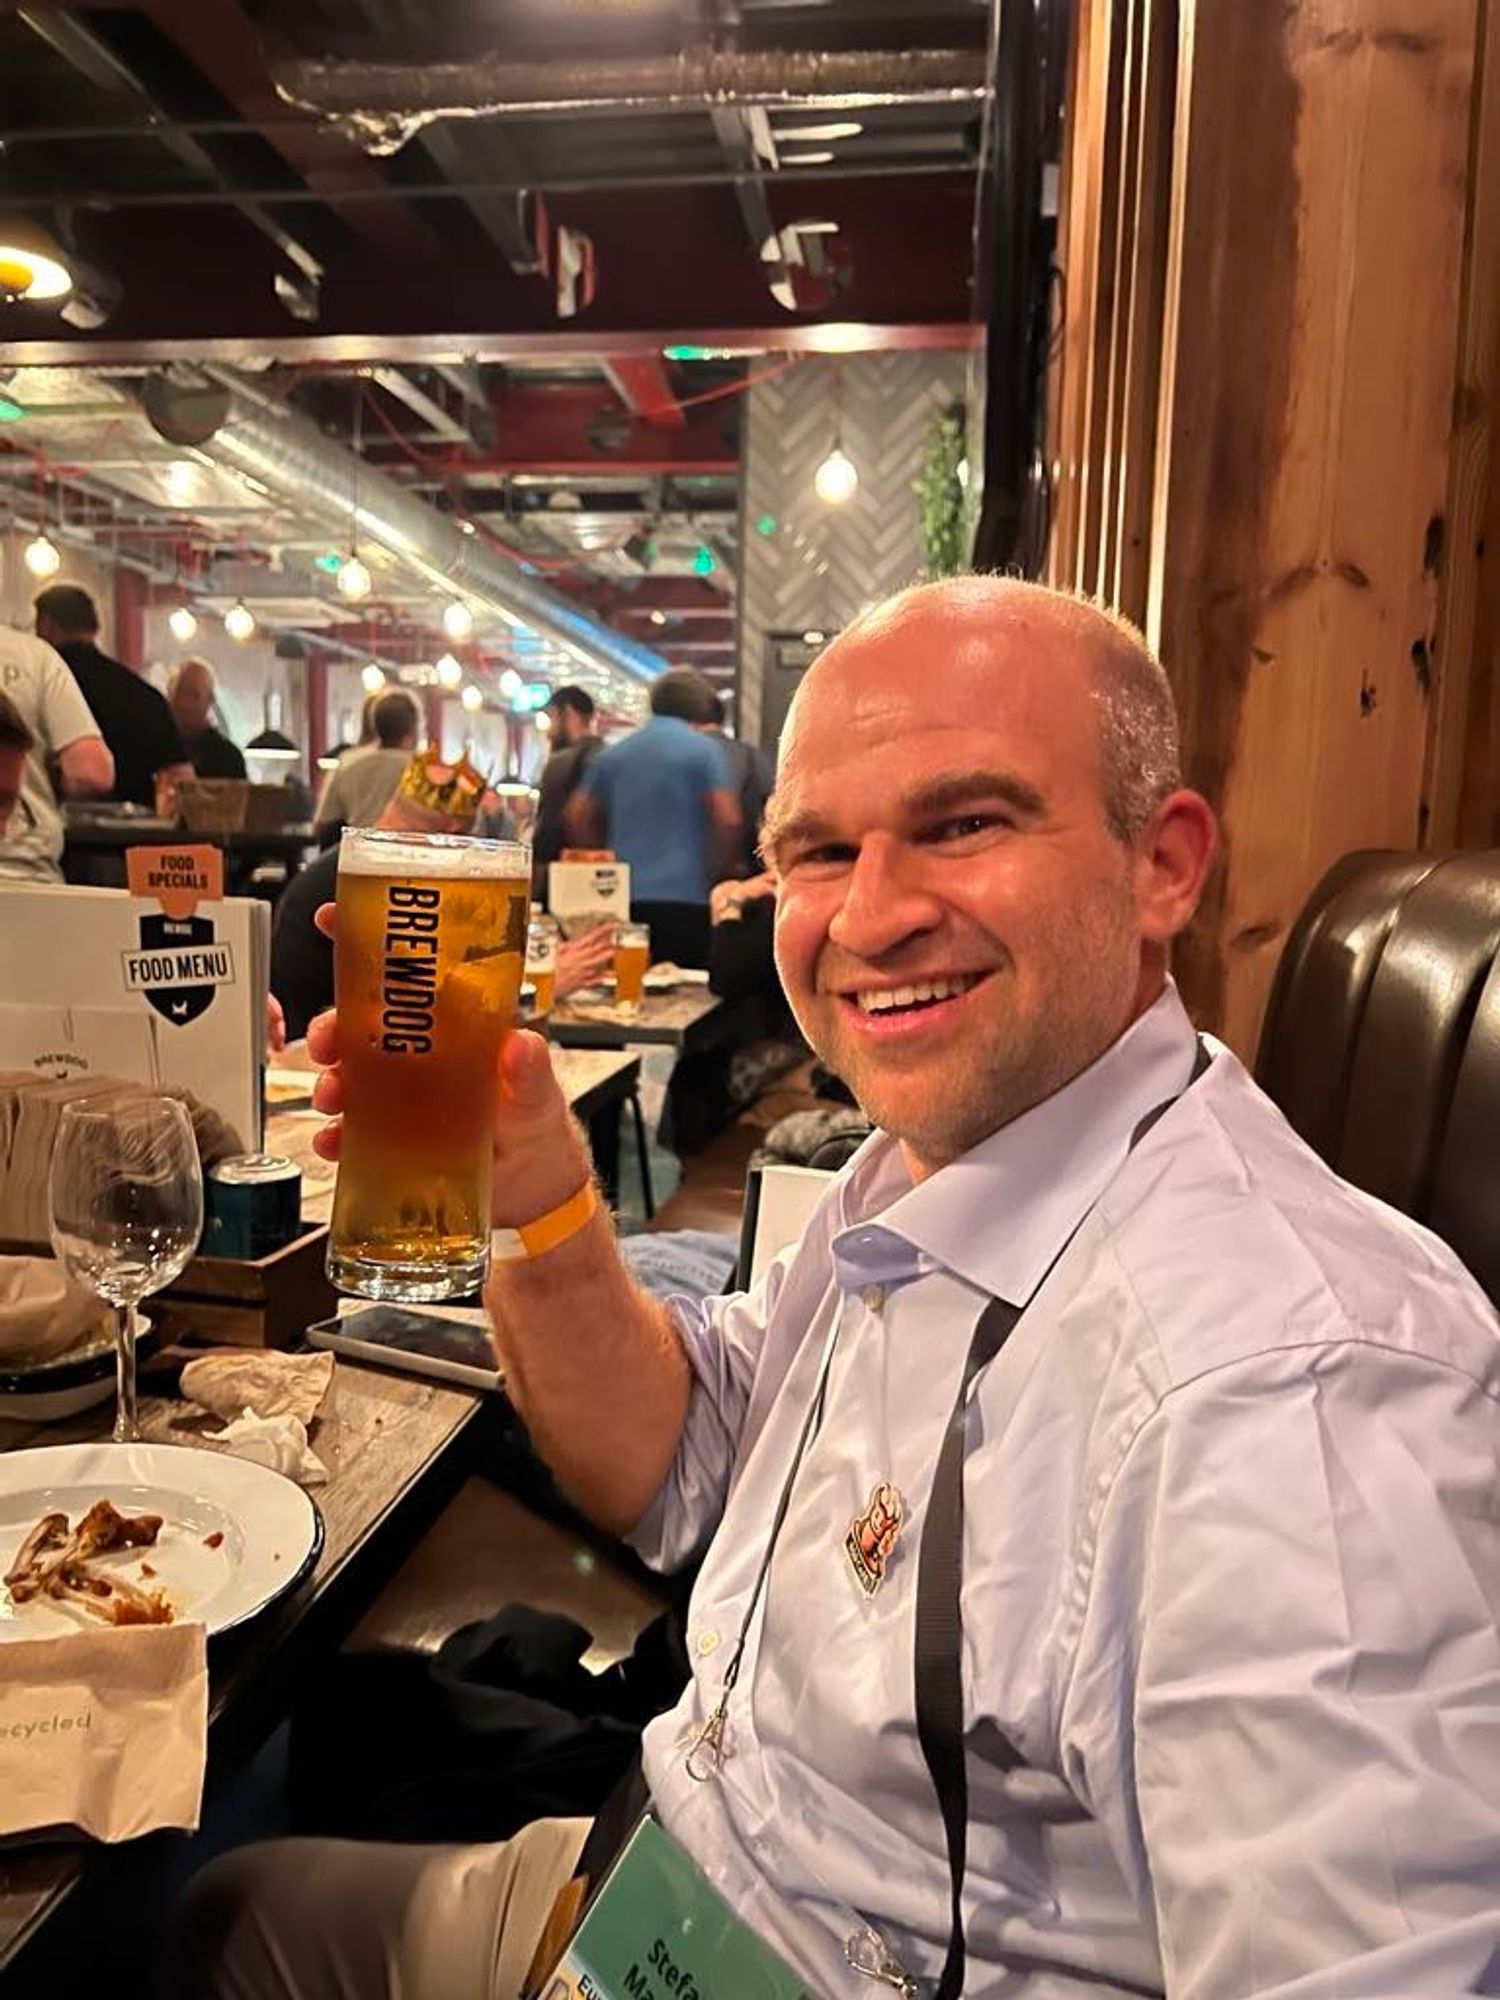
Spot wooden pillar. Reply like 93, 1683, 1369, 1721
1146, 0, 1481, 1053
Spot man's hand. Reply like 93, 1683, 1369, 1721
306, 901, 592, 1225
556, 925, 614, 998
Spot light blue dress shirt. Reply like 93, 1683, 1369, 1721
629, 984, 1500, 1998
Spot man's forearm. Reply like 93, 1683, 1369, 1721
485, 1210, 693, 1537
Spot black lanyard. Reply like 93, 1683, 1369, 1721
916, 1036, 1212, 1999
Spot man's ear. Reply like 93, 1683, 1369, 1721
1134, 790, 1218, 944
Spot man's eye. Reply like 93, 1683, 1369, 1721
923, 813, 1010, 843
786, 843, 857, 871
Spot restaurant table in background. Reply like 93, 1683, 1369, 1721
62, 815, 316, 898
547, 986, 728, 1054
0, 1355, 486, 1983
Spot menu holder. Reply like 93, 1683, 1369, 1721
150, 1225, 336, 1352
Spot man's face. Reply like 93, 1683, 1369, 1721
0, 743, 25, 836
171, 670, 213, 735
768, 597, 1156, 1177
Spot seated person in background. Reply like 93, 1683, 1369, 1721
33, 582, 190, 809
0, 692, 32, 838
311, 686, 419, 845
272, 751, 612, 1041
167, 657, 247, 780
176, 577, 1500, 2000
0, 623, 113, 884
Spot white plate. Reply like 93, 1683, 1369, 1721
0, 1442, 322, 1640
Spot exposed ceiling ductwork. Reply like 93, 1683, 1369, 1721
138, 370, 669, 709
272, 45, 990, 155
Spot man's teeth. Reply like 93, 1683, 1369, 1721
855, 974, 980, 1014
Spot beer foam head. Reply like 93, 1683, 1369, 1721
338, 828, 530, 879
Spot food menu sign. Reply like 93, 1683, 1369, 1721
0, 857, 267, 1150
123, 847, 236, 1027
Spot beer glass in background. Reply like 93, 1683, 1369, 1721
329, 829, 530, 1301
525, 907, 560, 1018
614, 920, 651, 1017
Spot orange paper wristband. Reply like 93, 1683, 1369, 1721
490, 1180, 599, 1265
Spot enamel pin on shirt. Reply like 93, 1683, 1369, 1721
845, 1481, 906, 1596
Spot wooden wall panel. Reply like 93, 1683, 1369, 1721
1046, 0, 1486, 1054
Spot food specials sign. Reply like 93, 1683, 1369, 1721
124, 847, 233, 1028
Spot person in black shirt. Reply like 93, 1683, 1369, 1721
33, 584, 190, 809
532, 684, 602, 893
167, 657, 247, 779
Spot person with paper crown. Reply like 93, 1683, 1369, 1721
270, 748, 609, 1041
176, 579, 1500, 2000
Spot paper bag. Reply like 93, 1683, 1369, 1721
0, 1622, 208, 1841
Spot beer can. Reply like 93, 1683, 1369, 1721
204, 1154, 303, 1260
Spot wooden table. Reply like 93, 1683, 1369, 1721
0, 1358, 486, 1976
549, 985, 727, 1052
266, 1044, 646, 1220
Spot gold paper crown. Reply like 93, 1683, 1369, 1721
395, 747, 489, 823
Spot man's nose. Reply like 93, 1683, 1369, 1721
827, 834, 943, 960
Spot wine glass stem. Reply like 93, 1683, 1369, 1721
113, 1303, 138, 1445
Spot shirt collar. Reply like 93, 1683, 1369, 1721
829, 982, 1201, 1302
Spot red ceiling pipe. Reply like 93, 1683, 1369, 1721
306, 650, 330, 769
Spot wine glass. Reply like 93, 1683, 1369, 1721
48, 1095, 204, 1444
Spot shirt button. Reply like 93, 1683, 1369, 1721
694, 1630, 720, 1657
861, 1284, 885, 1312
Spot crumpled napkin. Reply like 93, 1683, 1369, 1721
207, 1409, 328, 1486
179, 1348, 333, 1426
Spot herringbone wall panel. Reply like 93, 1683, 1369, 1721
738, 352, 969, 745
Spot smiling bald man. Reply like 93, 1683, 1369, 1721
175, 579, 1500, 2000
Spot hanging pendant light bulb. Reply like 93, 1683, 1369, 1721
224, 600, 256, 642
336, 552, 372, 602
460, 682, 484, 713
361, 662, 387, 694
441, 599, 474, 642
23, 530, 61, 579
498, 667, 523, 699
814, 444, 859, 506
435, 652, 464, 689
168, 604, 198, 642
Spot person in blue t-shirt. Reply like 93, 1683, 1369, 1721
566, 667, 742, 968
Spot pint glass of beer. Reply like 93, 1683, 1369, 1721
613, 921, 650, 1017
328, 829, 530, 1301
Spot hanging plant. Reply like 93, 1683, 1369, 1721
914, 409, 972, 580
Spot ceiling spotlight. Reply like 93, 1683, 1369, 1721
649, 609, 668, 627
22, 531, 61, 579
498, 667, 523, 698
336, 552, 372, 602
459, 519, 477, 537
779, 151, 836, 168
435, 652, 464, 689
461, 682, 484, 713
224, 600, 256, 642
168, 605, 198, 642
164, 459, 197, 505
361, 662, 387, 693
441, 599, 474, 641
814, 445, 859, 506
0, 221, 73, 304
535, 711, 553, 734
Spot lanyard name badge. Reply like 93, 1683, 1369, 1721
539, 1814, 817, 2000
